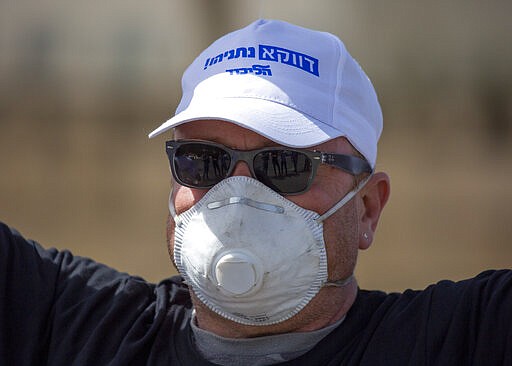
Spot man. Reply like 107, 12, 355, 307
1, 19, 511, 366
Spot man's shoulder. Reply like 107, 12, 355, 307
156, 275, 192, 305
323, 270, 512, 365
354, 270, 512, 323
358, 269, 512, 303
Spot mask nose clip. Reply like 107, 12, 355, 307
207, 196, 284, 213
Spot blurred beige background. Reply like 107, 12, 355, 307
1, 0, 511, 292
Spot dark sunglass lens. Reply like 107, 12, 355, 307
174, 143, 231, 187
253, 150, 313, 194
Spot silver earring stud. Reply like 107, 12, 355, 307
363, 233, 369, 240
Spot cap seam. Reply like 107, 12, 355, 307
223, 94, 299, 109
329, 33, 347, 128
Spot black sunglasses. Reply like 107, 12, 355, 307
166, 140, 372, 195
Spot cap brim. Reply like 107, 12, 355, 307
148, 97, 344, 148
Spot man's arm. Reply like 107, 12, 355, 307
0, 222, 62, 364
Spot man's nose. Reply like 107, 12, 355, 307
230, 160, 253, 178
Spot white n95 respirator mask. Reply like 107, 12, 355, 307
170, 176, 365, 326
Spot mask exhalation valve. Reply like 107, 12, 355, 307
212, 249, 264, 296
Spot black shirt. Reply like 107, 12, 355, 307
1, 222, 511, 365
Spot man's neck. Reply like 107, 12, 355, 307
191, 279, 358, 338
191, 312, 346, 366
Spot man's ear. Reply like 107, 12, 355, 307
358, 172, 391, 250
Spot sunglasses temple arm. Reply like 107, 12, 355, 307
315, 174, 373, 224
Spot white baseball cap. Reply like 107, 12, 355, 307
148, 19, 382, 167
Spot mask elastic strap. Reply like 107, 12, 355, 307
316, 174, 372, 224
323, 274, 354, 288
168, 185, 184, 227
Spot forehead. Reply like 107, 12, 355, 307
173, 119, 356, 155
